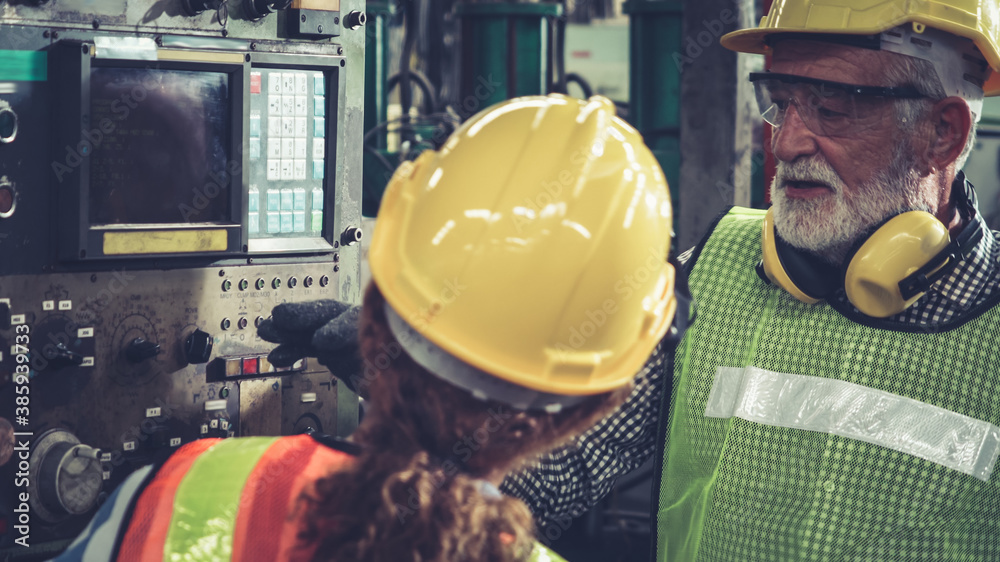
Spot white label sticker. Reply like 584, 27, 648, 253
11, 314, 25, 325
81, 357, 95, 367
205, 399, 227, 411
170, 437, 182, 447
145, 407, 161, 418
58, 300, 72, 310
123, 441, 136, 451
78, 327, 94, 338
42, 300, 55, 311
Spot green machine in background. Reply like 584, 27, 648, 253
453, 2, 563, 107
623, 0, 682, 233
362, 1, 565, 216
363, 1, 394, 216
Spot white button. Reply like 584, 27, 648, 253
267, 138, 281, 159
281, 138, 295, 159
282, 117, 295, 137
267, 160, 280, 181
269, 72, 282, 95
295, 72, 307, 95
294, 159, 306, 180
294, 138, 307, 159
282, 95, 295, 116
282, 73, 295, 94
268, 116, 281, 137
294, 117, 307, 138
294, 95, 307, 116
268, 95, 281, 116
312, 138, 325, 160
280, 160, 294, 180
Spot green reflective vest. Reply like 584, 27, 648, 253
655, 207, 1000, 561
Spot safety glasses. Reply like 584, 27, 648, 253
748, 72, 926, 138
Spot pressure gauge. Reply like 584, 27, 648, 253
29, 429, 104, 522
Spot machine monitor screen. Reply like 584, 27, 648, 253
88, 68, 231, 225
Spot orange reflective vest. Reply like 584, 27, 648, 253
58, 434, 567, 562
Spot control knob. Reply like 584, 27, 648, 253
184, 329, 214, 364
125, 337, 161, 363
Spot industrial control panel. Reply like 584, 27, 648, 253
0, 0, 366, 557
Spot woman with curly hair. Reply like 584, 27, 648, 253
55, 93, 681, 562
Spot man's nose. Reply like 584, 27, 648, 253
772, 104, 820, 163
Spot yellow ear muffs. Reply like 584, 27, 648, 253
843, 211, 952, 318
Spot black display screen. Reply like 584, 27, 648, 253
89, 68, 231, 225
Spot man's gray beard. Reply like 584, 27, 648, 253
770, 146, 935, 265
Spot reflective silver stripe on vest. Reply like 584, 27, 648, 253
705, 366, 1000, 482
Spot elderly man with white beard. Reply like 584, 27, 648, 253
500, 0, 1000, 560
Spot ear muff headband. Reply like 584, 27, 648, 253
758, 174, 986, 318
757, 207, 839, 303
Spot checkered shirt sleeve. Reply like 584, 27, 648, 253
500, 331, 671, 523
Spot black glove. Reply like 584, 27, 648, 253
257, 299, 363, 392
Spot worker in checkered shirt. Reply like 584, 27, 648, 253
503, 0, 1000, 560
270, 0, 1000, 559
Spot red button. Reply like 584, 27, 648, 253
250, 72, 262, 94
242, 357, 259, 375
0, 186, 13, 215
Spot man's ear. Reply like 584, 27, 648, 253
925, 96, 973, 170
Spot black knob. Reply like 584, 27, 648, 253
184, 329, 214, 364
345, 10, 366, 29
125, 337, 160, 363
43, 342, 85, 368
0, 301, 10, 330
244, 0, 290, 20
340, 226, 362, 246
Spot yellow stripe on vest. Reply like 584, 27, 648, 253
164, 437, 279, 560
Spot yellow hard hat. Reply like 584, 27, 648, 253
721, 0, 1000, 95
369, 94, 676, 404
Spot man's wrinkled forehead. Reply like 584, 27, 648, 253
769, 39, 888, 85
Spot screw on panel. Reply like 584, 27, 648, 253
337, 46, 344, 55
92, 20, 100, 29
333, 265, 339, 272
333, 253, 340, 263
90, 274, 97, 282
301, 14, 307, 22
317, 25, 324, 33
219, 269, 226, 276
250, 42, 257, 50
43, 30, 50, 38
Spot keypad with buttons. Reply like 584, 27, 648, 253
248, 70, 328, 239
